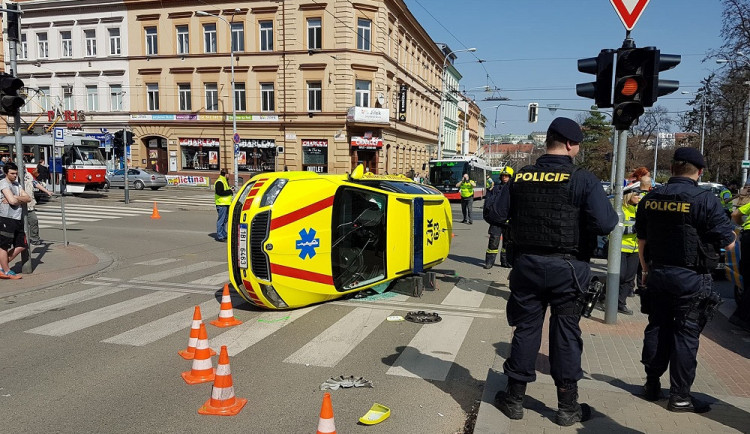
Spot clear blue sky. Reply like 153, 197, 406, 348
404, 0, 725, 136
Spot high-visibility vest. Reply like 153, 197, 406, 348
739, 202, 750, 230
459, 180, 475, 198
621, 203, 638, 253
720, 188, 733, 212
214, 176, 232, 206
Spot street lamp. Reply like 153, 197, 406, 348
717, 53, 750, 184
681, 90, 707, 180
197, 9, 240, 188
437, 47, 476, 160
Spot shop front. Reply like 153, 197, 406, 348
237, 139, 277, 173
179, 137, 221, 171
302, 139, 329, 173
350, 134, 382, 174
146, 137, 168, 174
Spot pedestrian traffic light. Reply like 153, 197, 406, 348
576, 49, 615, 108
528, 103, 538, 123
0, 73, 25, 116
612, 48, 650, 130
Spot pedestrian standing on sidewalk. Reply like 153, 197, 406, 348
214, 169, 234, 242
456, 173, 475, 224
617, 191, 640, 314
0, 163, 31, 279
636, 147, 735, 413
24, 170, 52, 245
483, 166, 513, 269
491, 117, 618, 426
728, 194, 750, 332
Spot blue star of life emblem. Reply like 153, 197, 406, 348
296, 228, 320, 259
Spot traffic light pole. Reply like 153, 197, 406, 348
604, 128, 629, 324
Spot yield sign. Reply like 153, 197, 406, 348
610, 0, 650, 31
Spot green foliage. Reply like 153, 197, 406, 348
577, 107, 613, 179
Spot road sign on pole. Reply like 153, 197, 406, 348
742, 160, 750, 169
233, 132, 241, 144
610, 0, 651, 31
54, 127, 65, 147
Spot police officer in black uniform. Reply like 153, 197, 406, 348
636, 147, 735, 413
484, 167, 512, 269
492, 117, 618, 426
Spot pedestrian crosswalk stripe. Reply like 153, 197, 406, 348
136, 261, 224, 282
102, 299, 221, 346
189, 271, 229, 286
0, 285, 127, 326
284, 307, 392, 367
36, 211, 123, 219
26, 291, 186, 336
135, 258, 182, 266
209, 306, 317, 357
441, 280, 491, 307
39, 204, 156, 213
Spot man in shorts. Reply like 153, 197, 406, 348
0, 162, 31, 279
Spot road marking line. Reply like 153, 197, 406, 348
340, 297, 502, 315
441, 281, 490, 307
102, 299, 221, 346
35, 211, 122, 219
189, 271, 229, 286
209, 306, 317, 356
25, 291, 186, 336
137, 261, 224, 281
0, 285, 127, 326
135, 258, 181, 266
82, 280, 217, 295
35, 216, 96, 222
38, 205, 156, 213
329, 301, 497, 319
284, 307, 391, 367
385, 314, 474, 381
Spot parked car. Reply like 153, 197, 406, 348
227, 164, 453, 309
105, 168, 167, 190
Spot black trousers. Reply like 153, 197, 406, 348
619, 251, 639, 308
641, 266, 712, 396
460, 197, 473, 222
503, 254, 590, 387
736, 232, 750, 322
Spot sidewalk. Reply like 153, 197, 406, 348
1, 241, 112, 297
474, 280, 750, 433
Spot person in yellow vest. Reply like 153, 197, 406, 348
456, 173, 476, 224
618, 191, 641, 314
214, 169, 234, 242
730, 195, 750, 331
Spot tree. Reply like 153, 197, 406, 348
577, 107, 613, 179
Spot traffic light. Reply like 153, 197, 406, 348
642, 51, 681, 107
6, 3, 20, 42
113, 130, 134, 147
0, 73, 25, 116
611, 48, 650, 130
528, 103, 538, 123
576, 49, 615, 108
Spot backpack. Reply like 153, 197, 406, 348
483, 184, 506, 226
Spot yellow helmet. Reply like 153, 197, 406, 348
500, 166, 514, 177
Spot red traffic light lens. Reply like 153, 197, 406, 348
620, 78, 638, 96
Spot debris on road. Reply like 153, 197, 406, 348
320, 375, 373, 390
405, 311, 442, 323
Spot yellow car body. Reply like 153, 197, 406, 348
227, 165, 452, 309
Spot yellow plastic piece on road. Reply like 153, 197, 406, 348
359, 403, 391, 425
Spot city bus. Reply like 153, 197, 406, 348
427, 155, 490, 200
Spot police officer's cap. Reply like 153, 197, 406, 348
547, 117, 584, 143
673, 147, 705, 169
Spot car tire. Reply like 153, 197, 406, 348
150, 187, 160, 191
134, 180, 145, 190
104, 180, 110, 190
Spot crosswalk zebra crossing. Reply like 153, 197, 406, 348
35, 203, 171, 229
129, 192, 215, 209
0, 259, 502, 381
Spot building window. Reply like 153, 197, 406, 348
231, 22, 244, 52
355, 80, 371, 107
20, 34, 27, 59
259, 21, 273, 51
261, 83, 274, 112
38, 87, 50, 111
37, 32, 48, 58
61, 31, 72, 58
145, 27, 158, 55
357, 18, 371, 51
307, 18, 321, 50
205, 83, 218, 111
109, 28, 121, 55
178, 83, 192, 111
86, 86, 98, 111
147, 83, 159, 111
176, 25, 189, 54
234, 83, 246, 112
302, 139, 328, 173
307, 81, 322, 112
203, 23, 217, 53
180, 138, 220, 171
62, 86, 74, 110
110, 85, 122, 111
85, 29, 96, 56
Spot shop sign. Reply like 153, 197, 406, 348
350, 136, 383, 149
47, 109, 86, 129
131, 114, 226, 121
301, 139, 328, 147
165, 175, 210, 187
306, 165, 326, 173
237, 139, 275, 148
399, 85, 408, 114
346, 107, 389, 124
227, 114, 280, 122
179, 138, 220, 147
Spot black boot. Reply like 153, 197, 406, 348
494, 378, 526, 420
642, 377, 661, 401
554, 384, 591, 427
667, 394, 710, 413
484, 253, 496, 269
499, 250, 511, 268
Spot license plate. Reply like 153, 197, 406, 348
238, 224, 248, 269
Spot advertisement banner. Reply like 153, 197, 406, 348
346, 106, 389, 124
399, 85, 408, 114
301, 139, 328, 147
179, 138, 220, 147
350, 136, 383, 149
165, 175, 210, 187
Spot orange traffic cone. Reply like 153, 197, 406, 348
211, 284, 243, 328
181, 323, 216, 385
317, 392, 337, 434
198, 345, 247, 416
151, 202, 161, 219
179, 306, 217, 360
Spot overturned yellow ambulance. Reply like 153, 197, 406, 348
227, 165, 452, 309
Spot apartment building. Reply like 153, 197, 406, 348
7, 0, 476, 178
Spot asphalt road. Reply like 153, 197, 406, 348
0, 187, 507, 433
